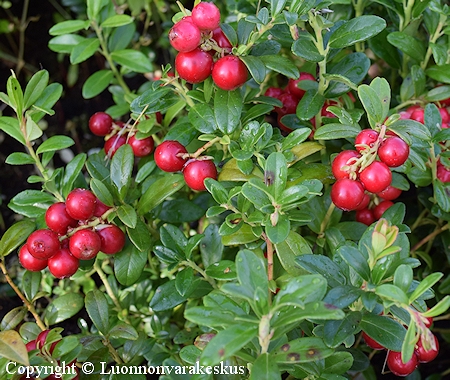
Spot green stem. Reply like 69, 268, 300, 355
411, 224, 450, 253
0, 257, 47, 331
15, 0, 29, 75
104, 338, 124, 364
319, 201, 336, 236
181, 260, 218, 289
421, 16, 446, 70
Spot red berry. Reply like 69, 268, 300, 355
362, 331, 384, 350
19, 244, 48, 271
356, 208, 375, 226
373, 200, 394, 219
104, 135, 127, 157
88, 112, 113, 136
191, 2, 221, 31
212, 27, 232, 50
212, 55, 248, 91
27, 229, 60, 260
378, 136, 409, 167
377, 185, 402, 201
264, 87, 284, 99
355, 193, 370, 211
287, 72, 315, 99
359, 161, 392, 193
26, 340, 37, 352
154, 140, 188, 172
128, 135, 154, 157
183, 159, 218, 191
175, 48, 213, 83
439, 107, 450, 125
277, 113, 293, 133
97, 225, 126, 255
93, 199, 111, 217
410, 108, 424, 123
424, 315, 433, 328
169, 18, 201, 52
69, 229, 101, 260
355, 129, 379, 152
45, 202, 78, 235
275, 92, 299, 116
387, 350, 418, 377
330, 179, 365, 211
65, 188, 97, 221
36, 330, 50, 349
48, 248, 79, 279
331, 150, 360, 180
415, 334, 439, 363
437, 164, 450, 183
321, 100, 338, 118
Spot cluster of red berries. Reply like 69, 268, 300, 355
19, 188, 125, 279
154, 140, 217, 191
89, 112, 155, 158
331, 128, 410, 215
169, 2, 248, 91
24, 330, 79, 380
362, 326, 439, 377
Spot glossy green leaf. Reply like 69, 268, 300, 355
250, 353, 281, 380
108, 322, 139, 340
48, 34, 85, 54
329, 16, 386, 48
85, 289, 109, 335
22, 271, 42, 302
0, 330, 29, 365
111, 144, 134, 200
117, 204, 137, 228
260, 55, 299, 79
90, 177, 114, 207
7, 76, 23, 116
31, 83, 63, 122
426, 64, 450, 84
5, 152, 35, 165
101, 14, 134, 28
323, 312, 362, 348
23, 70, 49, 110
360, 313, 406, 351
114, 243, 148, 286
434, 180, 450, 212
0, 116, 25, 144
324, 351, 354, 374
236, 249, 269, 300
337, 245, 370, 281
292, 34, 324, 62
111, 49, 153, 73
266, 152, 287, 199
49, 20, 90, 36
70, 38, 100, 64
387, 32, 426, 62
36, 135, 75, 154
358, 84, 384, 129
214, 89, 243, 134
368, 29, 401, 69
266, 214, 290, 244
0, 306, 28, 331
150, 279, 188, 311
82, 70, 114, 99
0, 220, 35, 257
87, 0, 108, 20
296, 89, 324, 121
314, 123, 361, 140
44, 293, 84, 325
8, 190, 55, 218
272, 337, 334, 363
159, 198, 205, 223
189, 104, 217, 133
275, 230, 311, 276
126, 217, 151, 252
409, 272, 443, 303
240, 55, 266, 84
296, 254, 345, 288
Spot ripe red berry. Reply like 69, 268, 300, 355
27, 229, 60, 260
104, 135, 127, 157
287, 72, 315, 99
437, 164, 450, 183
331, 150, 360, 180
69, 229, 101, 260
169, 18, 201, 52
378, 136, 409, 167
128, 135, 154, 157
48, 248, 79, 279
387, 350, 418, 377
321, 100, 338, 118
93, 199, 111, 217
439, 107, 450, 126
362, 331, 384, 350
330, 179, 365, 211
45, 202, 78, 235
97, 225, 126, 254
415, 334, 439, 363
355, 129, 379, 152
355, 193, 370, 211
65, 188, 97, 221
264, 87, 284, 99
275, 92, 299, 116
377, 185, 402, 201
88, 112, 113, 136
175, 48, 213, 83
36, 330, 50, 349
356, 208, 375, 226
373, 200, 394, 219
212, 55, 248, 91
410, 108, 424, 123
191, 2, 221, 31
19, 244, 48, 271
154, 140, 188, 172
183, 159, 218, 191
359, 161, 392, 193
212, 27, 232, 50
26, 340, 37, 352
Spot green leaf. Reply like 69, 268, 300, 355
137, 174, 185, 215
292, 34, 324, 62
82, 70, 114, 99
360, 313, 406, 351
272, 337, 334, 363
110, 144, 134, 200
25, 117, 43, 142
150, 279, 188, 311
426, 64, 450, 84
189, 104, 217, 134
358, 84, 384, 128
7, 76, 23, 116
368, 28, 401, 69
434, 180, 450, 213
240, 55, 266, 84
126, 218, 151, 252
22, 271, 42, 302
270, 0, 288, 16
422, 296, 450, 318
159, 198, 205, 223
250, 353, 281, 380
87, 0, 108, 20
8, 190, 55, 218
337, 245, 370, 281
214, 89, 243, 134
200, 323, 258, 366
0, 306, 28, 330
376, 284, 409, 304
260, 55, 299, 79
108, 322, 139, 340
31, 83, 63, 122
43, 293, 84, 325
0, 220, 35, 257
175, 267, 196, 297
324, 351, 354, 375
409, 272, 443, 303
329, 16, 386, 48
49, 20, 90, 36
204, 178, 228, 204
101, 14, 134, 28
221, 223, 260, 245
117, 204, 137, 228
275, 230, 311, 276
111, 49, 152, 73
296, 254, 345, 288
48, 34, 85, 54
236, 249, 269, 300
401, 322, 417, 364
296, 89, 325, 121
0, 330, 29, 365
387, 32, 426, 62
314, 123, 361, 140
281, 128, 311, 151
0, 116, 25, 144
23, 70, 49, 110
90, 177, 114, 207
85, 289, 110, 335
70, 38, 100, 64
36, 135, 75, 154
114, 243, 148, 286
5, 152, 35, 165
265, 214, 290, 244
323, 312, 362, 348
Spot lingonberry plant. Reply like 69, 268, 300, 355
1, 0, 450, 379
